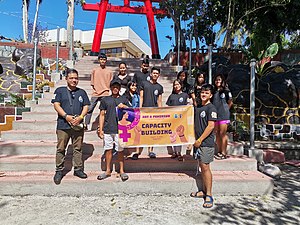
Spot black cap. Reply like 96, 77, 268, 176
110, 79, 121, 87
98, 53, 107, 59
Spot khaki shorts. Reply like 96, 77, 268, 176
103, 134, 123, 152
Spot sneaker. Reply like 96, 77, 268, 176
53, 171, 63, 185
148, 152, 156, 159
84, 125, 90, 132
74, 170, 88, 179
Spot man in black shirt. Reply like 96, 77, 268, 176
139, 67, 164, 158
97, 79, 129, 181
51, 69, 90, 185
133, 59, 150, 93
191, 84, 217, 208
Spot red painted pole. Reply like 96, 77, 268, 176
144, 0, 160, 59
91, 0, 109, 55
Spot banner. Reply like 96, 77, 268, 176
117, 105, 195, 147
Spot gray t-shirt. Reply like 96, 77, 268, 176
194, 103, 218, 147
141, 80, 164, 107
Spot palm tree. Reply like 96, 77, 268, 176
22, 0, 30, 43
31, 0, 43, 43
67, 0, 75, 60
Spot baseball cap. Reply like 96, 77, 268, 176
110, 79, 121, 87
98, 53, 107, 59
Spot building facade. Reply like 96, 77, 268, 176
44, 26, 151, 58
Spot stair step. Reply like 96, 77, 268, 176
0, 138, 244, 156
0, 154, 257, 172
263, 149, 285, 163
21, 112, 99, 120
0, 170, 273, 196
1, 130, 101, 141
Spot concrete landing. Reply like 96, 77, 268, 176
0, 154, 258, 172
0, 171, 273, 196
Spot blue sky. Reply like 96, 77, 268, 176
0, 0, 177, 57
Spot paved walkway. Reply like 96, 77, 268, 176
0, 164, 299, 225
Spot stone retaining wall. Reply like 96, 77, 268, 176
0, 42, 69, 59
255, 123, 300, 141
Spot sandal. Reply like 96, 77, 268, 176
97, 173, 111, 180
120, 173, 129, 181
171, 153, 177, 159
214, 153, 227, 160
203, 195, 214, 208
177, 155, 183, 161
131, 153, 139, 160
148, 152, 157, 159
190, 190, 206, 198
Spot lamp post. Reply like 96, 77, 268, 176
32, 38, 38, 101
188, 27, 193, 79
208, 44, 212, 84
56, 27, 60, 73
250, 59, 256, 149
177, 28, 180, 72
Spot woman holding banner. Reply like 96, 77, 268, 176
166, 79, 189, 161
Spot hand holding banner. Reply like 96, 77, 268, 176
118, 105, 195, 147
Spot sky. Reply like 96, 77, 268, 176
0, 0, 177, 58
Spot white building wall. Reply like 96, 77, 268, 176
128, 27, 151, 56
44, 26, 151, 56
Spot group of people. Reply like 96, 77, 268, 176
51, 53, 233, 209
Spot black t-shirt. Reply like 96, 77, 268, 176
141, 80, 164, 107
182, 82, 193, 96
194, 103, 218, 147
166, 92, 189, 106
113, 74, 132, 90
99, 95, 129, 134
133, 70, 150, 92
51, 86, 90, 130
194, 85, 202, 107
212, 89, 232, 120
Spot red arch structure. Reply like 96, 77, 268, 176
82, 0, 167, 59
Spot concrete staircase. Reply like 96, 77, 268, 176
0, 56, 273, 196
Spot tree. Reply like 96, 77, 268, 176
159, 0, 300, 58
158, 0, 190, 51
28, 21, 48, 43
213, 0, 300, 55
287, 31, 300, 49
31, 0, 43, 43
22, 0, 30, 43
66, 1, 82, 60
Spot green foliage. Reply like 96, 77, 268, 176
36, 80, 49, 91
262, 43, 279, 59
233, 120, 250, 141
159, 0, 300, 56
256, 43, 279, 76
5, 93, 25, 107
287, 32, 300, 49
